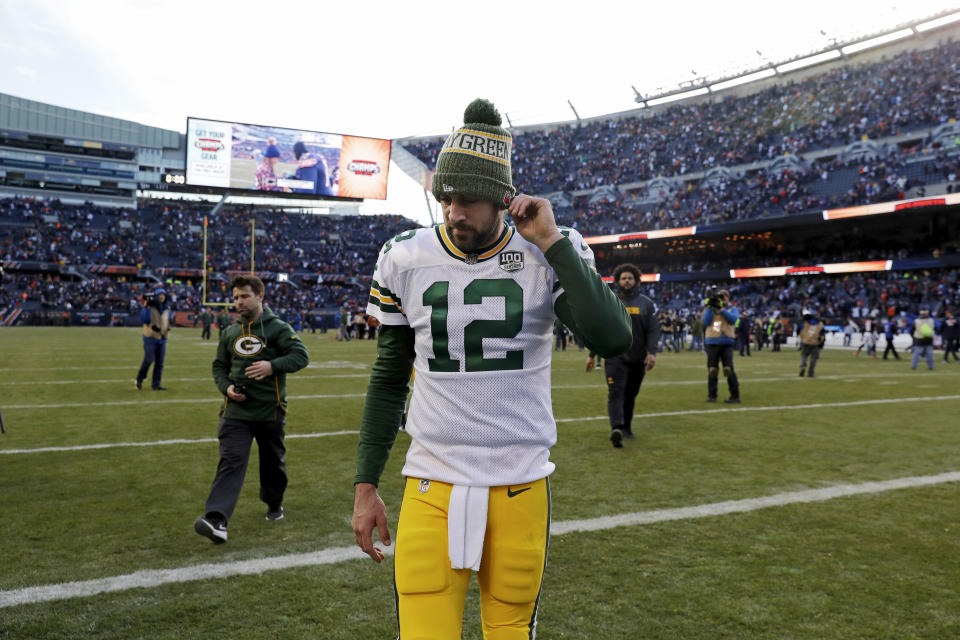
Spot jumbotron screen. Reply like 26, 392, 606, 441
185, 117, 391, 200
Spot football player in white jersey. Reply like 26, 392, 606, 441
351, 98, 632, 639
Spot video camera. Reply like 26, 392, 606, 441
703, 286, 724, 310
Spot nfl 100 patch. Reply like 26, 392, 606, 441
499, 251, 524, 273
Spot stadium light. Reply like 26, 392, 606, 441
710, 68, 777, 93
776, 50, 842, 74
841, 29, 913, 55
916, 12, 960, 32
646, 87, 710, 107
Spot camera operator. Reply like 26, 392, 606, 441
194, 275, 309, 544
702, 288, 741, 403
136, 287, 171, 391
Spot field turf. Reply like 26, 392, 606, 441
1, 327, 958, 639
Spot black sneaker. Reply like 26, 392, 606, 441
266, 505, 284, 521
153, 386, 167, 391
610, 428, 624, 449
622, 429, 635, 439
194, 516, 227, 544
135, 379, 143, 390
724, 397, 741, 404
799, 368, 805, 377
706, 397, 717, 403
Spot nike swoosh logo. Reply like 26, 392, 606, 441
506, 486, 531, 498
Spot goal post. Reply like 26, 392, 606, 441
201, 214, 256, 307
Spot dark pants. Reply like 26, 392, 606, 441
883, 338, 899, 360
137, 339, 166, 389
944, 337, 959, 361
800, 344, 821, 376
738, 334, 751, 356
705, 343, 739, 399
203, 412, 287, 523
604, 357, 646, 432
202, 324, 211, 340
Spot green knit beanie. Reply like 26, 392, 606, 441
431, 98, 515, 209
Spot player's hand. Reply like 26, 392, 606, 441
352, 482, 391, 563
226, 385, 246, 402
509, 194, 563, 253
645, 353, 657, 371
586, 356, 596, 373
245, 360, 273, 380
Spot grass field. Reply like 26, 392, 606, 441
1, 327, 959, 639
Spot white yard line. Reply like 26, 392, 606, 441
0, 431, 361, 455
2, 470, 958, 608
4, 395, 959, 455
0, 374, 370, 386
553, 394, 960, 423
4, 369, 944, 390
3, 394, 367, 410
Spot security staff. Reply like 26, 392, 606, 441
798, 308, 826, 377
587, 263, 659, 448
911, 307, 935, 371
703, 288, 741, 403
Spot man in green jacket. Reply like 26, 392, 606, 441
199, 307, 214, 340
216, 308, 232, 339
195, 275, 309, 544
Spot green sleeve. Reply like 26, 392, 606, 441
270, 324, 310, 374
212, 332, 232, 396
548, 237, 632, 357
355, 325, 416, 486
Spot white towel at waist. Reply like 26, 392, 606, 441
447, 484, 489, 571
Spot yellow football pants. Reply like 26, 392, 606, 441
394, 476, 551, 639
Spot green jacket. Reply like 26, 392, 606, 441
212, 306, 309, 421
200, 311, 214, 327
216, 312, 232, 329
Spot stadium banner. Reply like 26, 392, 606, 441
186, 117, 391, 200
585, 226, 696, 246
822, 192, 960, 220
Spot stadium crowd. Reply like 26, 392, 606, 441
407, 40, 960, 234
0, 196, 418, 322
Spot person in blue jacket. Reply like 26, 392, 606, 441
290, 141, 334, 196
136, 287, 171, 391
702, 288, 740, 403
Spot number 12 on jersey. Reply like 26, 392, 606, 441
422, 278, 524, 373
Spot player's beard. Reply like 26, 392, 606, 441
617, 284, 636, 297
446, 212, 503, 254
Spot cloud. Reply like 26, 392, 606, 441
15, 66, 37, 81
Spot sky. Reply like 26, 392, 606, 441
0, 0, 955, 224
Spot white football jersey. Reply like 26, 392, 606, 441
366, 222, 595, 486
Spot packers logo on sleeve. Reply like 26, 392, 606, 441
233, 335, 265, 357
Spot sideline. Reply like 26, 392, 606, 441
2, 470, 958, 608
4, 395, 959, 455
